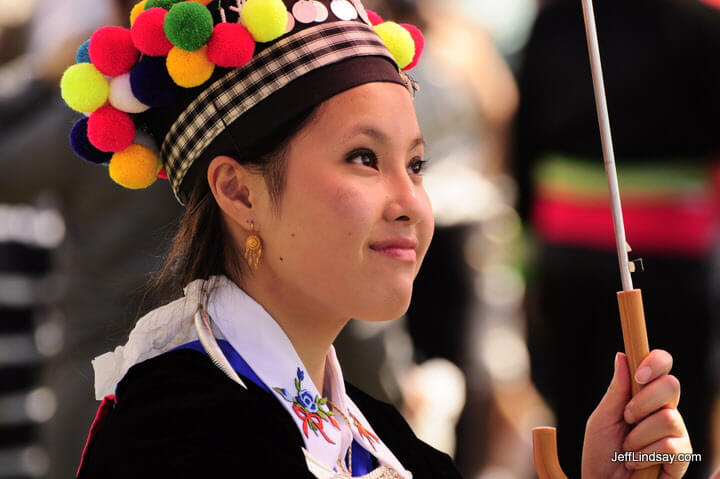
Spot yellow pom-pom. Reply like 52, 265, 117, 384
60, 63, 110, 113
374, 21, 415, 69
130, 0, 147, 26
166, 46, 215, 88
109, 144, 160, 189
241, 0, 288, 43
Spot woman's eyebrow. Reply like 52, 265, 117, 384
343, 125, 425, 151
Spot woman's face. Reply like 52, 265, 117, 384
254, 81, 434, 322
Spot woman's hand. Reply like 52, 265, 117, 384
581, 350, 691, 479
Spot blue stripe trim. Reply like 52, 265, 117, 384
171, 339, 272, 394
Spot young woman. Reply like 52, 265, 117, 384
61, 0, 692, 477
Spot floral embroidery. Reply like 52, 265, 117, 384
352, 413, 379, 451
274, 367, 341, 444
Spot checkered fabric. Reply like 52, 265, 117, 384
162, 21, 398, 203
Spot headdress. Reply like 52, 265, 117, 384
60, 0, 425, 204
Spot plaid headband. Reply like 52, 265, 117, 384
163, 21, 400, 204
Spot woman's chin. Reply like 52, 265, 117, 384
352, 293, 412, 322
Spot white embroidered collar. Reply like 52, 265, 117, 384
92, 275, 412, 479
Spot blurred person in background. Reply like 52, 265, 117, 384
514, 0, 720, 477
0, 0, 182, 477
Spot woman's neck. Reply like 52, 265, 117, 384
239, 275, 349, 393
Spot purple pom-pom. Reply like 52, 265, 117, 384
129, 56, 179, 107
70, 118, 113, 164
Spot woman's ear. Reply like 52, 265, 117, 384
207, 156, 257, 226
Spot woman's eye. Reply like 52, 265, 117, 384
408, 158, 427, 176
347, 150, 378, 169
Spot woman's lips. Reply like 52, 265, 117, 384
370, 246, 417, 262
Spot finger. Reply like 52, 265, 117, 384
624, 374, 680, 424
634, 349, 673, 385
622, 408, 687, 451
624, 436, 692, 479
588, 352, 631, 426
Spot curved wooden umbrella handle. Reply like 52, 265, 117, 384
532, 427, 568, 479
532, 289, 661, 478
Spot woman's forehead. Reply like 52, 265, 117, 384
307, 82, 422, 142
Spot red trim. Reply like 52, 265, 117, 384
76, 395, 116, 477
532, 196, 719, 255
292, 403, 336, 444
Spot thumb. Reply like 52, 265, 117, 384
591, 352, 632, 425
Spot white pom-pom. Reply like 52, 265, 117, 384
109, 73, 150, 114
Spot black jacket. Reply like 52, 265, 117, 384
77, 348, 463, 478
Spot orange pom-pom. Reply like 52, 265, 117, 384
166, 46, 215, 88
130, 0, 148, 25
109, 144, 161, 189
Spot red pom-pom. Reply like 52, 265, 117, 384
131, 8, 173, 57
400, 23, 424, 70
157, 167, 168, 179
89, 26, 139, 77
87, 105, 136, 152
207, 23, 255, 68
366, 9, 383, 25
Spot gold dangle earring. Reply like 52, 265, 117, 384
244, 221, 262, 270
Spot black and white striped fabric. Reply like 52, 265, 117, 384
161, 21, 398, 203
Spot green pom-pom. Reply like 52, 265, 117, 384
60, 63, 110, 113
145, 0, 181, 10
374, 21, 415, 69
241, 0, 287, 43
164, 2, 214, 51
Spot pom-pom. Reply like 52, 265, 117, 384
400, 23, 424, 70
130, 0, 147, 25
241, 0, 288, 43
145, 0, 181, 10
109, 73, 150, 113
109, 144, 161, 189
365, 9, 383, 25
89, 26, 140, 77
87, 105, 136, 152
166, 46, 215, 88
70, 118, 113, 164
76, 40, 91, 63
132, 8, 173, 56
207, 23, 255, 68
134, 128, 159, 151
130, 56, 179, 107
164, 1, 214, 51
374, 21, 415, 70
60, 63, 109, 113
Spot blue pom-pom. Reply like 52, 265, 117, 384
70, 117, 113, 164
129, 56, 179, 107
76, 40, 91, 64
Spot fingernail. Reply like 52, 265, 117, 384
624, 407, 634, 424
635, 366, 651, 384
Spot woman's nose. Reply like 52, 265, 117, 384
383, 169, 426, 225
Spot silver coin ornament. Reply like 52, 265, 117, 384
330, 0, 358, 21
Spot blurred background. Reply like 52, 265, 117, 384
1, 0, 719, 478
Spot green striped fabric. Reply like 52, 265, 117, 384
534, 153, 710, 200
